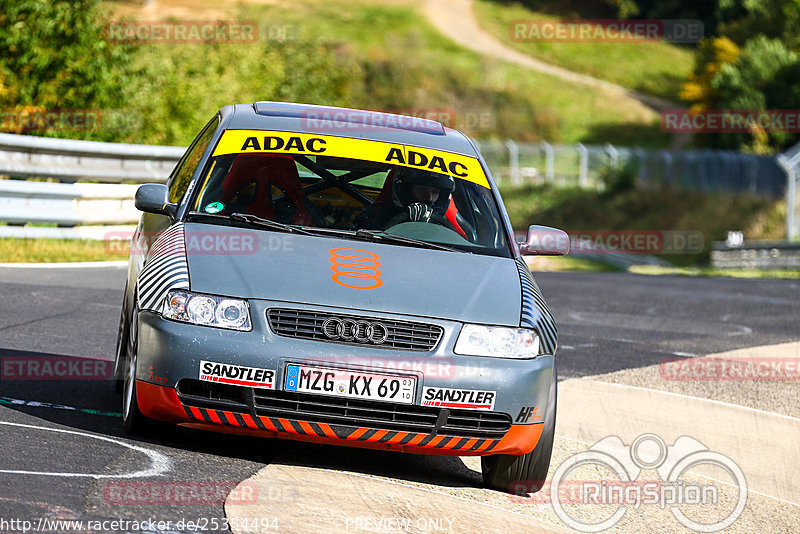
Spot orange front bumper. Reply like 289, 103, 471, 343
137, 381, 543, 456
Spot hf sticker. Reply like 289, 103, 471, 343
329, 248, 383, 290
516, 405, 544, 423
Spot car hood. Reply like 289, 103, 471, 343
184, 223, 522, 325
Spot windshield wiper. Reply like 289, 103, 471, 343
186, 211, 313, 235
228, 213, 314, 235
354, 229, 469, 253
188, 212, 466, 251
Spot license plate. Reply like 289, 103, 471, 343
284, 364, 416, 404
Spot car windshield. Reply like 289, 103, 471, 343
188, 131, 511, 257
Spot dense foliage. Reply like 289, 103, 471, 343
598, 0, 800, 152
0, 0, 133, 140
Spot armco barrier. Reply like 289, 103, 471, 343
0, 132, 183, 183
0, 180, 141, 226
0, 132, 183, 237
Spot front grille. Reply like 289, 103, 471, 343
177, 379, 512, 439
177, 380, 250, 412
267, 308, 443, 351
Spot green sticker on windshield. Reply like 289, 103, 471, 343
204, 202, 224, 214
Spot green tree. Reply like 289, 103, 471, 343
703, 36, 800, 150
715, 0, 800, 48
0, 0, 132, 139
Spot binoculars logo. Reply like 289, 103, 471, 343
550, 433, 747, 532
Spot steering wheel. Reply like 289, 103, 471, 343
385, 210, 459, 233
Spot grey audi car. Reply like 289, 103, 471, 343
113, 101, 569, 493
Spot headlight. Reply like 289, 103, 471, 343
162, 290, 252, 331
454, 324, 540, 358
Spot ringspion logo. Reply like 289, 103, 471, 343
511, 434, 747, 532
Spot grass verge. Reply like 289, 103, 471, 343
629, 265, 800, 279
0, 238, 129, 263
501, 183, 786, 266
526, 255, 621, 273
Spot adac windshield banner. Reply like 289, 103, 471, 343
211, 129, 489, 188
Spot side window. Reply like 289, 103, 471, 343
167, 117, 219, 204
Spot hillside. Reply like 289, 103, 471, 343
103, 0, 672, 147
472, 0, 696, 102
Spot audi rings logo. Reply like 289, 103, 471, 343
329, 248, 383, 290
321, 317, 389, 345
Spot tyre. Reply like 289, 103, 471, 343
121, 302, 156, 435
112, 305, 128, 393
482, 365, 557, 494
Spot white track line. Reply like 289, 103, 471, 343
0, 421, 171, 478
0, 261, 127, 269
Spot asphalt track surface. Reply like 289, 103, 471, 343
0, 265, 798, 533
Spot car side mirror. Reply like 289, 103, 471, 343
135, 184, 177, 218
519, 225, 570, 256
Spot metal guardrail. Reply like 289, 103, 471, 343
0, 132, 183, 183
0, 180, 141, 225
0, 133, 184, 238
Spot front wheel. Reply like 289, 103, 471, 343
482, 366, 557, 494
112, 309, 127, 393
122, 302, 156, 435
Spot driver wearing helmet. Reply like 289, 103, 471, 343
360, 167, 455, 230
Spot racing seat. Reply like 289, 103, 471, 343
359, 168, 397, 228
220, 154, 315, 226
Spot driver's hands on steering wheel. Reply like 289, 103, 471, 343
407, 202, 435, 223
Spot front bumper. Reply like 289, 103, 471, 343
136, 304, 553, 456
138, 381, 544, 456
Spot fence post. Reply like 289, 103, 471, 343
577, 143, 588, 188
747, 156, 758, 195
540, 141, 554, 183
504, 139, 520, 185
634, 148, 647, 184
777, 154, 798, 241
605, 143, 619, 169
660, 151, 673, 187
